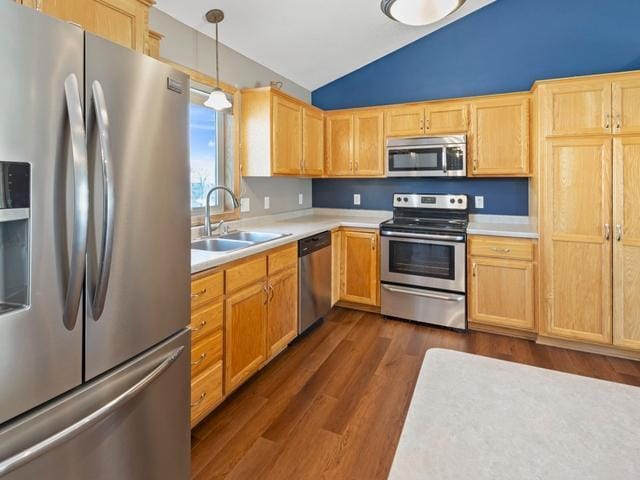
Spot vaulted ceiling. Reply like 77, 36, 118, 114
155, 0, 496, 91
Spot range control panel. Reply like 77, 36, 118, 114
393, 193, 468, 210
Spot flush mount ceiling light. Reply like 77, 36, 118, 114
381, 0, 466, 26
204, 8, 232, 110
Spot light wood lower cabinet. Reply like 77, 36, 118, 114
267, 267, 298, 356
340, 229, 379, 306
331, 229, 342, 306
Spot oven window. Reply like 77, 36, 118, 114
388, 240, 455, 279
389, 147, 443, 172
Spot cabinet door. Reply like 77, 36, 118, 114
331, 230, 342, 307
325, 113, 354, 176
545, 80, 612, 136
612, 78, 640, 135
469, 95, 530, 176
385, 106, 424, 137
37, 0, 147, 51
341, 231, 379, 306
613, 136, 640, 350
267, 267, 298, 357
541, 137, 612, 344
225, 282, 268, 392
354, 110, 384, 176
424, 103, 468, 134
302, 106, 324, 176
469, 257, 534, 331
272, 94, 303, 175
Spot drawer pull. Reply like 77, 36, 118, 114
191, 353, 207, 367
190, 391, 207, 408
192, 320, 207, 332
490, 247, 511, 253
191, 288, 207, 299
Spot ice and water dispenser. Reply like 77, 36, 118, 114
0, 162, 29, 314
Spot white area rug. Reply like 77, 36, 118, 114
389, 349, 640, 480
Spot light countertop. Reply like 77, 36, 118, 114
467, 214, 538, 239
190, 209, 391, 274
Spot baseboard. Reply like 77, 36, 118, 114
335, 301, 381, 314
469, 322, 538, 341
537, 335, 640, 361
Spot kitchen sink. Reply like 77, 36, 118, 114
191, 238, 253, 252
220, 231, 288, 243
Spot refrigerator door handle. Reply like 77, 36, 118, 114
0, 345, 184, 477
62, 74, 89, 330
90, 80, 116, 320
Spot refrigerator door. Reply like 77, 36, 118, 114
0, 329, 190, 480
0, 2, 85, 424
84, 34, 191, 380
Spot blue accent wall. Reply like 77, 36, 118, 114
313, 178, 528, 215
310, 0, 640, 215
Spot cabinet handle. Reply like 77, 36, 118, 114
490, 247, 511, 253
190, 392, 207, 408
472, 263, 477, 277
616, 114, 621, 131
191, 288, 207, 299
355, 161, 359, 172
616, 224, 623, 242
605, 113, 611, 130
191, 320, 207, 332
191, 353, 207, 367
371, 237, 376, 250
425, 118, 430, 130
263, 283, 269, 305
604, 223, 611, 241
268, 283, 274, 302
419, 118, 424, 130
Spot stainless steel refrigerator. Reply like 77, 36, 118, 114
0, 2, 191, 479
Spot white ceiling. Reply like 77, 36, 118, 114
155, 0, 495, 91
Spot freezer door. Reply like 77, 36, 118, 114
84, 34, 191, 380
0, 2, 85, 424
0, 329, 190, 480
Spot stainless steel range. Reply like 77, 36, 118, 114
380, 193, 468, 330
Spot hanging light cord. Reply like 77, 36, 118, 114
215, 21, 220, 89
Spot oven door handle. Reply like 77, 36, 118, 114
380, 230, 465, 242
382, 284, 464, 302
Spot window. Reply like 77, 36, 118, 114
189, 85, 224, 212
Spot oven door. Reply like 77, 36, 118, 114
380, 231, 466, 292
387, 146, 446, 177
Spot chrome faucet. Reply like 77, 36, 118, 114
203, 185, 240, 237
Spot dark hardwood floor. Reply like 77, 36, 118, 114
191, 307, 640, 480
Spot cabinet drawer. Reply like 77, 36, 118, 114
190, 361, 223, 426
469, 237, 534, 261
268, 244, 298, 274
225, 256, 267, 293
190, 301, 223, 343
191, 271, 223, 310
191, 330, 223, 377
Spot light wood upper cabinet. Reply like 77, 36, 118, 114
469, 94, 530, 176
302, 106, 325, 176
147, 30, 162, 59
612, 78, 640, 135
225, 281, 267, 392
267, 267, 298, 357
385, 106, 424, 137
354, 110, 385, 176
325, 113, 355, 176
541, 137, 612, 344
26, 0, 154, 52
272, 94, 303, 175
543, 79, 612, 136
424, 103, 468, 134
613, 136, 640, 350
341, 230, 379, 306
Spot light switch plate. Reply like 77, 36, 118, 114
264, 196, 270, 210
240, 197, 250, 213
353, 194, 361, 206
298, 193, 304, 205
475, 196, 484, 209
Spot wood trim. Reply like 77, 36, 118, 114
469, 322, 538, 341
537, 335, 640, 362
335, 302, 381, 314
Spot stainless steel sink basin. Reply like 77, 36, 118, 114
220, 231, 288, 244
191, 238, 253, 253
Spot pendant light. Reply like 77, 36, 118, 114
381, 0, 466, 26
204, 8, 232, 110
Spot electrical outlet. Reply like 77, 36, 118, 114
298, 193, 304, 205
240, 197, 250, 213
264, 196, 270, 210
475, 196, 484, 209
353, 194, 361, 206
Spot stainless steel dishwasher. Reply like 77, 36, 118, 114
298, 231, 332, 334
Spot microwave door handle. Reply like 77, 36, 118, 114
442, 147, 447, 174
90, 80, 116, 321
62, 74, 89, 330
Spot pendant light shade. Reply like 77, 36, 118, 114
204, 8, 233, 111
381, 0, 465, 26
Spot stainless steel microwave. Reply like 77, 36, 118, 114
386, 135, 466, 177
